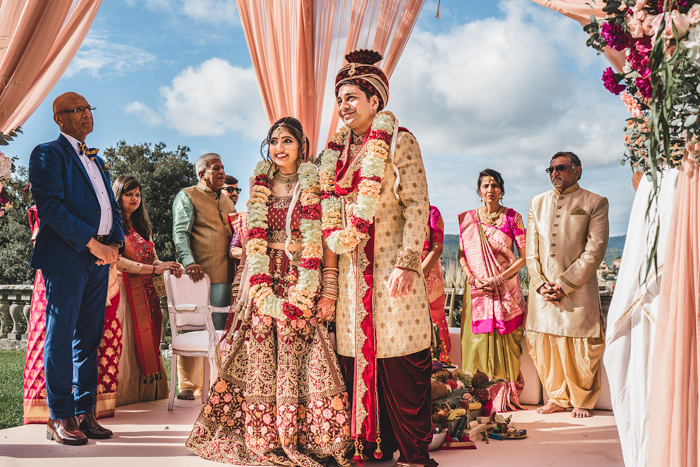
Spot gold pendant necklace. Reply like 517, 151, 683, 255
481, 206, 503, 226
276, 171, 299, 192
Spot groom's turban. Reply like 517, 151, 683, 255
335, 49, 389, 111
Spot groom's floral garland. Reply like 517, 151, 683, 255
246, 161, 323, 322
319, 111, 395, 254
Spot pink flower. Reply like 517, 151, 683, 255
633, 8, 648, 22
210, 395, 220, 405
336, 413, 346, 425
688, 5, 700, 24
263, 316, 272, 327
323, 408, 333, 419
643, 15, 657, 36
297, 319, 307, 329
653, 11, 690, 41
263, 413, 272, 424
628, 18, 645, 38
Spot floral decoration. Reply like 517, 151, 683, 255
245, 160, 322, 324
584, 0, 700, 177
319, 111, 395, 254
0, 151, 17, 217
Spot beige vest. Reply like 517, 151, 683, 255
183, 184, 236, 284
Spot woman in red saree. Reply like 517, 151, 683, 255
458, 169, 527, 412
422, 205, 450, 361
23, 206, 121, 422
112, 175, 182, 406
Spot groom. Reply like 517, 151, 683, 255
320, 50, 435, 466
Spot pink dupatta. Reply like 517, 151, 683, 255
458, 209, 525, 335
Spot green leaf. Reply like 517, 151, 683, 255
0, 140, 8, 146
685, 114, 698, 127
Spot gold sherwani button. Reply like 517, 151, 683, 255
557, 206, 562, 209
556, 215, 561, 218
552, 233, 557, 237
559, 196, 564, 199
554, 224, 558, 227
550, 254, 555, 257
551, 243, 556, 247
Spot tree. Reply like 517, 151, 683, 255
103, 141, 197, 261
0, 167, 35, 285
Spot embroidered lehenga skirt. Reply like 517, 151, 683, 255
186, 248, 352, 466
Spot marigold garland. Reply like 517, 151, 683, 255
246, 160, 322, 323
319, 111, 395, 254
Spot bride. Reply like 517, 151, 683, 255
186, 117, 351, 466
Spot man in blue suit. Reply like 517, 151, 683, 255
29, 92, 125, 445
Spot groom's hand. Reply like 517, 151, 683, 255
387, 268, 416, 298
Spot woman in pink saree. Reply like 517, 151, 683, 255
422, 205, 450, 360
458, 169, 527, 412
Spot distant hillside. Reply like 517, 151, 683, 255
441, 233, 626, 268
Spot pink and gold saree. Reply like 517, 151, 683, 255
458, 207, 527, 412
422, 206, 450, 357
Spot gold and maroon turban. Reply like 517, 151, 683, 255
335, 49, 389, 111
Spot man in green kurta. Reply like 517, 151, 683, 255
172, 153, 235, 400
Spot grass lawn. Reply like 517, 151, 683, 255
0, 350, 25, 429
0, 350, 174, 431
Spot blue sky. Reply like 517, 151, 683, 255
7, 0, 635, 236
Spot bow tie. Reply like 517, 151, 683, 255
78, 142, 99, 161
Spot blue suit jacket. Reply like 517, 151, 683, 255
29, 134, 125, 274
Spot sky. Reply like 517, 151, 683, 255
6, 0, 636, 236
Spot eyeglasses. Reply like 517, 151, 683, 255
55, 106, 96, 115
545, 164, 574, 174
222, 187, 242, 194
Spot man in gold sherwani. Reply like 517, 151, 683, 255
526, 151, 609, 418
172, 153, 235, 400
319, 50, 435, 466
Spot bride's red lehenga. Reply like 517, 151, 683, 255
186, 193, 352, 467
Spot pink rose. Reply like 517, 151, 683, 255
633, 8, 647, 22
688, 5, 700, 25
297, 319, 307, 329
643, 15, 657, 36
653, 11, 690, 40
628, 18, 644, 38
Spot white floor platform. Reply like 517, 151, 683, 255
0, 398, 624, 467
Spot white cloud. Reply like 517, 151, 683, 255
124, 101, 164, 126
125, 0, 239, 25
126, 57, 267, 138
66, 33, 156, 78
388, 0, 635, 235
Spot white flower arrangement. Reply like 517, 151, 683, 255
360, 155, 385, 178
247, 253, 270, 275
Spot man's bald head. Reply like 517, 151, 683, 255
53, 92, 85, 114
52, 92, 94, 142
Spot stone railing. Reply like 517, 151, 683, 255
0, 285, 33, 350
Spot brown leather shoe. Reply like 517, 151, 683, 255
77, 412, 113, 439
47, 417, 88, 445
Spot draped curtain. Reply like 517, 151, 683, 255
235, 0, 425, 159
529, 0, 625, 71
0, 0, 102, 133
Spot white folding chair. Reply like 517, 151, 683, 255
163, 270, 223, 411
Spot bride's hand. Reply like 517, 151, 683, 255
474, 277, 492, 292
317, 296, 336, 321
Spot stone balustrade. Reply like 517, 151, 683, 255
0, 285, 33, 350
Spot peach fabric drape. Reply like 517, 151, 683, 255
648, 151, 700, 466
235, 0, 425, 158
0, 0, 102, 133
529, 0, 626, 71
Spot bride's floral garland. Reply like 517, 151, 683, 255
246, 161, 323, 323
319, 111, 395, 254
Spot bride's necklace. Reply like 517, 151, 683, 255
481, 206, 503, 226
275, 171, 298, 192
